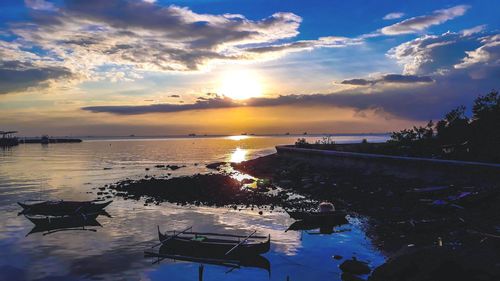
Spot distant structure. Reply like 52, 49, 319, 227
0, 131, 19, 147
41, 135, 50, 145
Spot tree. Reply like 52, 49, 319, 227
435, 106, 470, 144
471, 91, 500, 143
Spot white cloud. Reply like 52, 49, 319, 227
381, 5, 469, 35
460, 25, 487, 36
388, 31, 499, 77
455, 34, 500, 69
383, 12, 405, 20
24, 0, 57, 11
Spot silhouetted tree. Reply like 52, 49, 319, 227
435, 105, 470, 145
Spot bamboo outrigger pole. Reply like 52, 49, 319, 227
224, 230, 257, 256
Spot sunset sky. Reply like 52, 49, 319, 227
0, 0, 498, 136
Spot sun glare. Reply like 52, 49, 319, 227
229, 147, 247, 163
218, 70, 263, 100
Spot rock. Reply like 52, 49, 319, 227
340, 258, 371, 275
167, 165, 183, 170
206, 162, 225, 170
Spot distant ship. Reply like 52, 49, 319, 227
0, 131, 19, 147
188, 133, 196, 137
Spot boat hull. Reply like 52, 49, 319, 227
18, 200, 112, 216
158, 230, 270, 257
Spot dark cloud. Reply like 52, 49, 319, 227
169, 94, 180, 98
0, 61, 73, 94
341, 74, 433, 85
341, 78, 373, 86
82, 96, 238, 114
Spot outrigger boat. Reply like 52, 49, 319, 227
156, 226, 270, 257
18, 200, 112, 216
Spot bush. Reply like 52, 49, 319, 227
295, 138, 310, 148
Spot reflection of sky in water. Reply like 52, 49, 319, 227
0, 135, 387, 280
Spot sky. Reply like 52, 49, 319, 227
0, 0, 498, 136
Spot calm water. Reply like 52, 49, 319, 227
0, 135, 388, 281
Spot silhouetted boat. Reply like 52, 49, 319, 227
145, 244, 271, 272
25, 212, 104, 236
157, 227, 270, 257
18, 200, 112, 216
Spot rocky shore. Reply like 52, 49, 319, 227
105, 172, 317, 211
100, 153, 500, 280
233, 154, 500, 281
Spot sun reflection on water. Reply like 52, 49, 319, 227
227, 135, 250, 141
229, 147, 247, 163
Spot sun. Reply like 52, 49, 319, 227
218, 69, 263, 100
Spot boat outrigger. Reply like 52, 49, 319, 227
18, 200, 112, 216
156, 226, 270, 258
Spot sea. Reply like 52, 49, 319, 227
0, 134, 389, 281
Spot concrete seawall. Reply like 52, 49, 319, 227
276, 145, 500, 184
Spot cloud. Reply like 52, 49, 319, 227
13, 0, 305, 73
244, 36, 363, 55
387, 30, 498, 75
0, 0, 366, 95
461, 25, 487, 36
381, 5, 469, 35
341, 74, 433, 86
82, 29, 499, 121
82, 96, 239, 114
455, 34, 500, 69
24, 0, 57, 11
383, 12, 405, 20
0, 60, 73, 94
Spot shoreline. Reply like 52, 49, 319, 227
94, 150, 500, 280
233, 153, 500, 281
